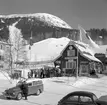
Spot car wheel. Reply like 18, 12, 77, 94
16, 93, 22, 100
36, 89, 41, 95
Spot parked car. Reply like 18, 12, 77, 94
2, 78, 44, 100
57, 91, 107, 105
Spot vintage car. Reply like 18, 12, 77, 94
57, 91, 107, 105
2, 78, 44, 100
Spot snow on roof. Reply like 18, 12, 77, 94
26, 37, 70, 62
26, 37, 100, 62
0, 71, 10, 80
74, 41, 101, 62
0, 13, 72, 29
82, 53, 101, 62
74, 41, 95, 56
24, 78, 42, 83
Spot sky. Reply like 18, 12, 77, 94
0, 0, 107, 29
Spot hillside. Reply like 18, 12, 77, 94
0, 13, 72, 42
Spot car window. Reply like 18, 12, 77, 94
80, 96, 93, 103
67, 95, 78, 102
33, 81, 37, 85
28, 83, 32, 86
93, 95, 98, 101
33, 81, 42, 86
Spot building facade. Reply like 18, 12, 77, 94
54, 41, 102, 77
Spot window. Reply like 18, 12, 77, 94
67, 95, 78, 102
67, 50, 75, 56
93, 95, 98, 101
80, 96, 93, 103
33, 81, 42, 86
66, 61, 76, 69
28, 83, 32, 86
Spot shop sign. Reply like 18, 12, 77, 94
65, 56, 77, 59
68, 59, 74, 62
55, 60, 61, 64
80, 61, 89, 64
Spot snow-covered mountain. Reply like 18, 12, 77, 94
0, 13, 72, 41
0, 13, 72, 29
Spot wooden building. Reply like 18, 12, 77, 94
16, 38, 102, 77
54, 40, 102, 77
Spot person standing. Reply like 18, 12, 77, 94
21, 81, 28, 100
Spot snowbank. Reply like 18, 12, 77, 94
0, 71, 10, 80
0, 75, 107, 99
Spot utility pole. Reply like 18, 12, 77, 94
76, 48, 79, 78
10, 43, 12, 75
8, 41, 13, 76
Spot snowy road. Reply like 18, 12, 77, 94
1, 76, 107, 105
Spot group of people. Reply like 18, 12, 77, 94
28, 66, 62, 79
10, 66, 62, 80
10, 72, 21, 79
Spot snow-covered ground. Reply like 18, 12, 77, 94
0, 72, 107, 105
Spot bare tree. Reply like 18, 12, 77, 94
8, 26, 28, 70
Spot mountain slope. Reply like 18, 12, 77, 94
0, 13, 72, 41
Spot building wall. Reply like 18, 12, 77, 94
55, 44, 78, 76
78, 54, 90, 76
55, 42, 100, 77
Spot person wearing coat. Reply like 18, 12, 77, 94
21, 81, 28, 100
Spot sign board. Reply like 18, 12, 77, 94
65, 57, 78, 59
80, 61, 89, 64
55, 60, 61, 64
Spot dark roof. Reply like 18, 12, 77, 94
66, 91, 96, 97
54, 40, 101, 63
60, 91, 96, 103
